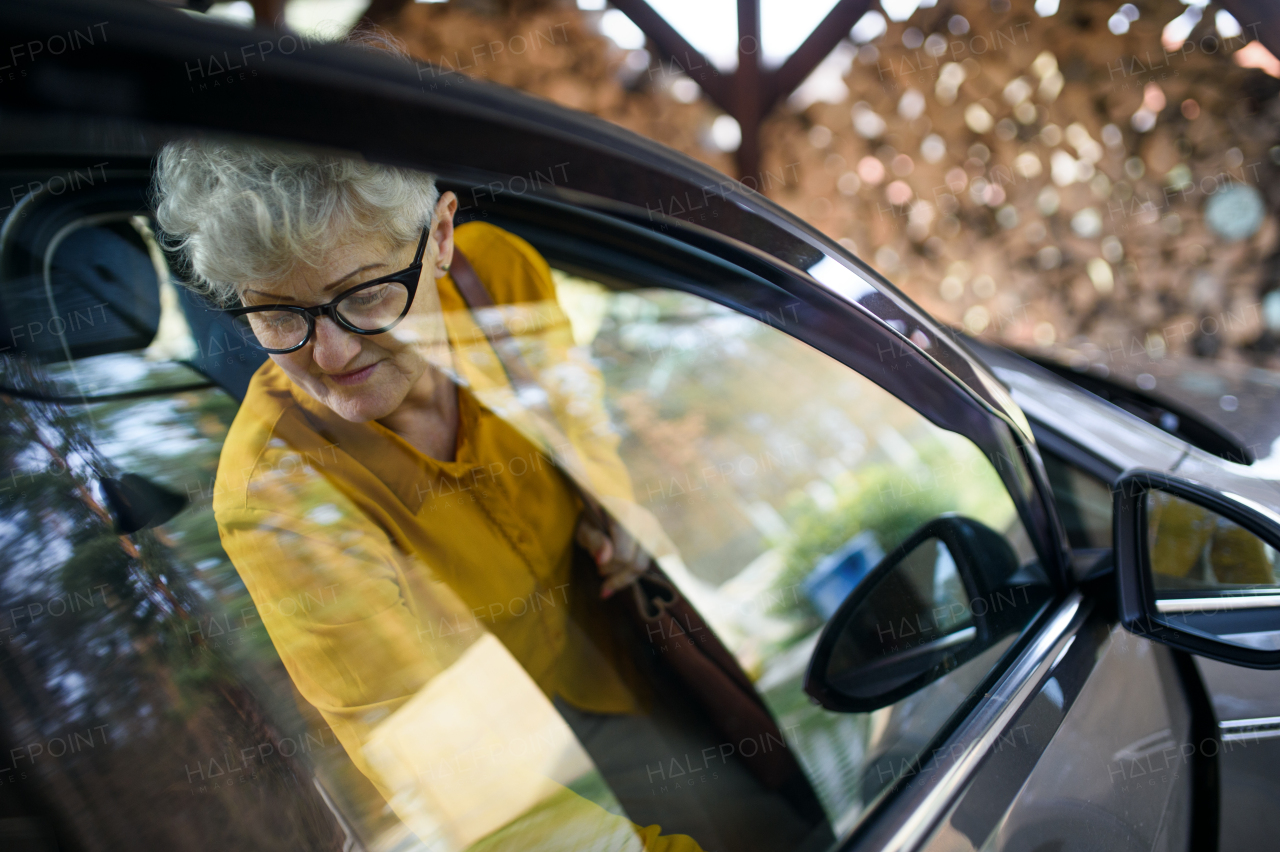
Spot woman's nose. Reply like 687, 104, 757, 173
310, 314, 362, 371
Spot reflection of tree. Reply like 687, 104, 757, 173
0, 357, 346, 851
598, 294, 939, 589
774, 460, 953, 628
615, 392, 706, 472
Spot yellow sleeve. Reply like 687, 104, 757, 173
1209, 522, 1275, 585
217, 470, 700, 851
216, 499, 452, 796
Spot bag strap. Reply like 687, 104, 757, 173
447, 248, 491, 310
448, 248, 597, 508
448, 248, 680, 619
450, 249, 551, 397
449, 252, 810, 793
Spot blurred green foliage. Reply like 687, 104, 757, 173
772, 441, 1018, 629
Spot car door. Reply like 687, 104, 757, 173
0, 2, 1199, 851
0, 139, 1057, 851
972, 335, 1280, 852
458, 184, 1069, 844
531, 200, 1197, 852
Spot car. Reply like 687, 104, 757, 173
0, 2, 1278, 851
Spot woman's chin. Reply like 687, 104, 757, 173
322, 384, 402, 423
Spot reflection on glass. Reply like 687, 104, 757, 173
564, 280, 1046, 832
1, 128, 1049, 852
1147, 490, 1280, 591
824, 537, 975, 701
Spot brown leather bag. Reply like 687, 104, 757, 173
448, 248, 802, 790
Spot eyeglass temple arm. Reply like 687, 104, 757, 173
412, 223, 430, 264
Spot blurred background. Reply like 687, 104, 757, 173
191, 0, 1280, 409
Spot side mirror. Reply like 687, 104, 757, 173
99, 473, 189, 534
1114, 471, 1280, 668
804, 515, 1052, 713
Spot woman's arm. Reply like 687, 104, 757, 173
217, 483, 702, 851
217, 500, 450, 790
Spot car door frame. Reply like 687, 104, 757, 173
448, 188, 1115, 851
0, 1, 1185, 849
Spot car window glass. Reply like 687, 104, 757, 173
546, 271, 1049, 832
0, 136, 1051, 852
1, 203, 216, 397
1040, 450, 1113, 550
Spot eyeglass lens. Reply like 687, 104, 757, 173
232, 280, 411, 352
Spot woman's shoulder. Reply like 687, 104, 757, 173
453, 221, 554, 306
212, 361, 305, 514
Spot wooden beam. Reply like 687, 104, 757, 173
347, 0, 883, 182
736, 0, 763, 180
608, 0, 736, 114
616, 0, 874, 180
765, 0, 871, 110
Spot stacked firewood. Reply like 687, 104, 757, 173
764, 0, 1280, 371
390, 2, 734, 174
388, 0, 1280, 369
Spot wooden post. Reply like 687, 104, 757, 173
249, 0, 288, 28
616, 0, 873, 181
735, 0, 763, 182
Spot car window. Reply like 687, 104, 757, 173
547, 267, 1049, 831
1039, 449, 1113, 551
0, 141, 1052, 852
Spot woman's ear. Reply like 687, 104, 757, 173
432, 191, 459, 279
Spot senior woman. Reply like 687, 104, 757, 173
154, 139, 700, 851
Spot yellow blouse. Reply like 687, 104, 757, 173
213, 221, 695, 851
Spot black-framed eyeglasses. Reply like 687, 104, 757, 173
226, 225, 430, 354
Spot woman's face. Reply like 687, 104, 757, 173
239, 191, 458, 423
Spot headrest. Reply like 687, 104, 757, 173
0, 175, 266, 401
178, 288, 267, 402
0, 184, 160, 361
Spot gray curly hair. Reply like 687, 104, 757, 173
153, 27, 440, 306
152, 139, 440, 306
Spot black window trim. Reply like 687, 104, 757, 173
841, 592, 1090, 852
